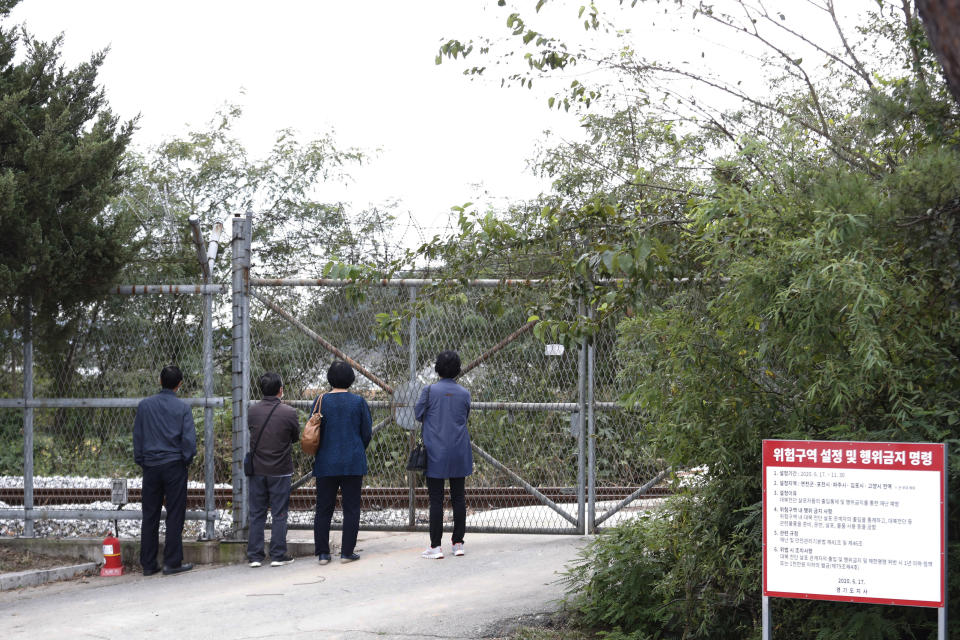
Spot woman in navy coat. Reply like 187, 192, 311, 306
311, 361, 372, 564
415, 350, 472, 559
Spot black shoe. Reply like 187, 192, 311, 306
340, 552, 360, 563
270, 555, 295, 567
317, 553, 331, 565
142, 567, 160, 576
162, 563, 194, 575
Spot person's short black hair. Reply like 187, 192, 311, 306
259, 372, 282, 397
435, 350, 461, 379
327, 361, 356, 389
160, 365, 183, 390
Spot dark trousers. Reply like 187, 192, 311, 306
314, 475, 362, 556
140, 460, 188, 571
427, 476, 466, 548
247, 474, 292, 562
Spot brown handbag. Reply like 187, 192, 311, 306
300, 394, 325, 456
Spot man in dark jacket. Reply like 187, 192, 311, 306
133, 364, 197, 576
247, 372, 300, 567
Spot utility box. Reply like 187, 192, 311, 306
110, 478, 128, 505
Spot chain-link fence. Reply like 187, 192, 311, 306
248, 280, 594, 534
0, 285, 228, 539
1, 213, 668, 539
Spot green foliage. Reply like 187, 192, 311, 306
0, 103, 390, 479
425, 2, 960, 638
565, 494, 759, 639
116, 104, 369, 285
570, 63, 959, 640
0, 408, 21, 473
0, 10, 135, 343
507, 621, 600, 640
390, 147, 690, 348
0, 6, 142, 476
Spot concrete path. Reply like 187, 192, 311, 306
0, 530, 590, 640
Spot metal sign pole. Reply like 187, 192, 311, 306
762, 595, 770, 640
939, 444, 948, 640
763, 447, 770, 639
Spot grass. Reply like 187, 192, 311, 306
0, 546, 87, 573
509, 628, 599, 640
485, 611, 602, 640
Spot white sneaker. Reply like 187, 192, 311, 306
421, 546, 443, 559
452, 542, 464, 557
248, 560, 262, 568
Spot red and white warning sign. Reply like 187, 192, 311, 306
762, 439, 945, 607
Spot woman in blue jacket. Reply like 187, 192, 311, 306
415, 350, 472, 559
311, 361, 372, 564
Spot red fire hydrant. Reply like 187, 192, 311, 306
100, 535, 123, 577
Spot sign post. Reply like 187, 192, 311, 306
762, 440, 947, 638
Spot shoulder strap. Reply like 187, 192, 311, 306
311, 393, 325, 415
251, 402, 281, 456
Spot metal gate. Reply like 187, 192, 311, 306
231, 213, 667, 536
0, 213, 667, 539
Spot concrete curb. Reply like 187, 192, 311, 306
0, 537, 319, 570
0, 562, 97, 591
0, 535, 320, 591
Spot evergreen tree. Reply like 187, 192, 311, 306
0, 0, 134, 341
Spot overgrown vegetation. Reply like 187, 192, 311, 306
0, 0, 134, 352
425, 1, 960, 638
1, 1, 958, 637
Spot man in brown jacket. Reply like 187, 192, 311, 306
247, 372, 300, 567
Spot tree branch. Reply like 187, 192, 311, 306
825, 0, 875, 88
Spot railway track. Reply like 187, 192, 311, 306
0, 486, 670, 510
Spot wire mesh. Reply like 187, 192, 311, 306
591, 322, 666, 528
0, 293, 231, 522
1, 273, 668, 536
248, 282, 649, 534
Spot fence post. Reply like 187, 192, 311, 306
242, 213, 252, 533
202, 263, 216, 540
231, 213, 251, 538
587, 303, 597, 534
407, 286, 418, 528
576, 299, 587, 535
22, 299, 34, 538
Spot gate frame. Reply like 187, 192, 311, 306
236, 213, 662, 537
1, 212, 668, 539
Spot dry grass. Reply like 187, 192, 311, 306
0, 546, 87, 573
484, 611, 601, 640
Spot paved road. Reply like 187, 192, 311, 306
0, 531, 589, 640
